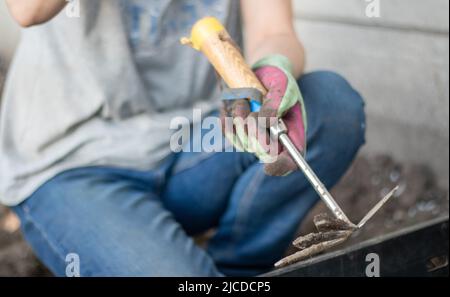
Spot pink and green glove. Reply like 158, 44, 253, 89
220, 54, 307, 176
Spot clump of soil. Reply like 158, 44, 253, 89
276, 213, 355, 267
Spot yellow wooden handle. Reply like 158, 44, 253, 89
181, 17, 267, 96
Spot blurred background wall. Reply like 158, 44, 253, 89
0, 1, 20, 62
0, 0, 449, 189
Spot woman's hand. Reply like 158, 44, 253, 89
220, 55, 307, 176
220, 0, 307, 176
6, 0, 66, 27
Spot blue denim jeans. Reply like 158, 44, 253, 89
12, 71, 365, 276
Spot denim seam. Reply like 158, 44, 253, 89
211, 167, 265, 260
232, 167, 266, 240
234, 154, 243, 175
171, 152, 215, 175
20, 205, 69, 273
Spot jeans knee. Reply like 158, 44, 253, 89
301, 70, 349, 87
300, 70, 366, 151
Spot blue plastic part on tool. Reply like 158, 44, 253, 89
250, 100, 262, 112
221, 87, 263, 113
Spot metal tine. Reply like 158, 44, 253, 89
357, 186, 399, 229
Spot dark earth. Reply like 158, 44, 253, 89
0, 62, 448, 276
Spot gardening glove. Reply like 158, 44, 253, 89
220, 54, 307, 176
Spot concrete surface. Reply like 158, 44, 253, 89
0, 0, 449, 188
0, 1, 20, 61
294, 0, 449, 189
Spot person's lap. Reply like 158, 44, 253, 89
12, 71, 366, 276
13, 166, 223, 276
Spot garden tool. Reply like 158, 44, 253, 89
181, 17, 398, 268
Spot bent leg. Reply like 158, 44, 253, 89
13, 167, 222, 276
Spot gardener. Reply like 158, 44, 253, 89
1, 0, 365, 276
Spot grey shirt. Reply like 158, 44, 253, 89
0, 0, 241, 206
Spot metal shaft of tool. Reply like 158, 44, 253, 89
357, 186, 398, 228
271, 119, 353, 225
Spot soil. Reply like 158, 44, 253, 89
280, 155, 449, 266
0, 207, 52, 276
276, 214, 355, 267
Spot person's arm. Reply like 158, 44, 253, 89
6, 0, 66, 27
241, 0, 305, 77
222, 1, 307, 176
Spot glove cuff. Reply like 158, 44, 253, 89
252, 54, 295, 75
251, 54, 308, 133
